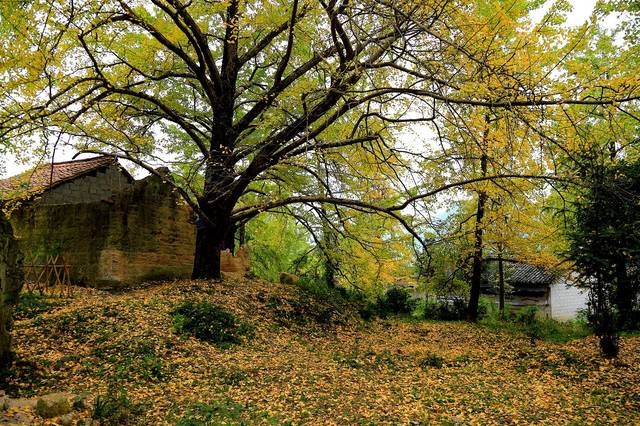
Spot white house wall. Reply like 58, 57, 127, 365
549, 278, 588, 320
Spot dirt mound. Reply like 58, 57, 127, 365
5, 278, 640, 425
8, 277, 359, 397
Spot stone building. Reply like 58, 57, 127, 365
0, 156, 197, 287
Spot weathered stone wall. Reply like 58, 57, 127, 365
10, 174, 196, 288
39, 164, 132, 205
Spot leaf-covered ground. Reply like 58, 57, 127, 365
9, 277, 640, 425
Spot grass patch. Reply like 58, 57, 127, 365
333, 347, 399, 370
480, 305, 591, 343
210, 366, 252, 386
35, 305, 168, 383
96, 337, 167, 383
176, 399, 287, 426
14, 293, 64, 320
512, 348, 590, 380
420, 353, 444, 369
34, 307, 113, 343
92, 386, 145, 425
172, 301, 254, 348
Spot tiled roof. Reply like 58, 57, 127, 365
481, 261, 558, 295
506, 263, 556, 286
0, 156, 117, 197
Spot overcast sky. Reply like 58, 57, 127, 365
0, 0, 602, 179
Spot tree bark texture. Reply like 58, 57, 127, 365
467, 152, 488, 322
0, 213, 23, 372
498, 249, 505, 316
467, 190, 487, 322
191, 162, 237, 280
191, 204, 233, 280
614, 258, 633, 329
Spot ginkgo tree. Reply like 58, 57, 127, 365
1, 0, 637, 280
409, 0, 640, 321
0, 0, 435, 279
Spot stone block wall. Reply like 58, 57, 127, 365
220, 246, 250, 275
10, 174, 196, 288
39, 165, 133, 205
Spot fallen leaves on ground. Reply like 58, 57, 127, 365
9, 277, 640, 425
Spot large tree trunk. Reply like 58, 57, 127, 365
467, 190, 487, 322
191, 156, 237, 280
498, 247, 505, 317
467, 152, 488, 323
224, 223, 237, 255
593, 273, 619, 358
192, 222, 224, 280
317, 152, 339, 288
191, 203, 234, 280
614, 258, 632, 329
0, 213, 23, 373
320, 208, 339, 288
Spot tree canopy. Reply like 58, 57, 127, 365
1, 0, 639, 286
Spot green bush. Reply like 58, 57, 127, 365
296, 277, 379, 322
420, 353, 444, 369
619, 309, 640, 332
297, 277, 346, 305
92, 386, 144, 425
514, 306, 539, 325
172, 301, 254, 348
377, 287, 417, 315
480, 303, 591, 343
423, 298, 469, 321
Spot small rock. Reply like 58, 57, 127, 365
58, 413, 74, 426
8, 398, 37, 410
76, 418, 99, 426
35, 393, 72, 418
72, 392, 90, 411
279, 272, 299, 285
0, 395, 8, 410
0, 411, 36, 425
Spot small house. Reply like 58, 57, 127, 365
0, 156, 197, 287
481, 262, 589, 321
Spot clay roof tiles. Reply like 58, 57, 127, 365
507, 263, 556, 286
0, 156, 118, 198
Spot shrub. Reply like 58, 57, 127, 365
377, 287, 417, 315
420, 353, 444, 369
92, 386, 144, 425
172, 301, 254, 347
480, 304, 591, 343
514, 306, 539, 325
297, 277, 345, 306
295, 277, 379, 322
618, 308, 640, 332
423, 298, 467, 321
